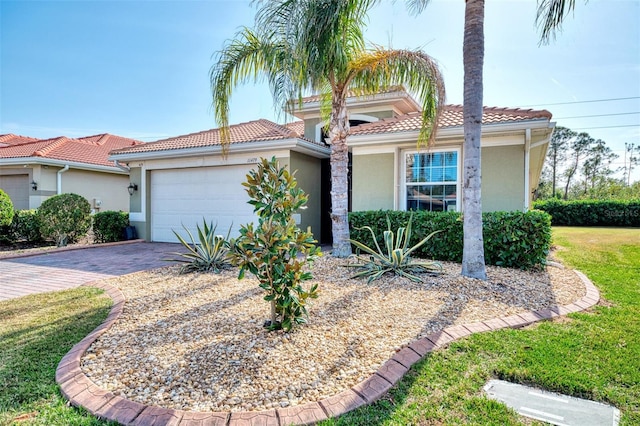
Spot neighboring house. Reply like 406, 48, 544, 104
110, 89, 554, 243
0, 133, 143, 211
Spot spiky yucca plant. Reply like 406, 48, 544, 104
167, 219, 232, 273
347, 213, 442, 283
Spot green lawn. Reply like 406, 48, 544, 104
1, 227, 638, 425
0, 287, 117, 425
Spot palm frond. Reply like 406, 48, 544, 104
536, 0, 580, 45
347, 47, 446, 147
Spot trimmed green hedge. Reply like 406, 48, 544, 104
0, 209, 42, 244
349, 210, 552, 269
93, 211, 129, 243
533, 199, 640, 226
0, 190, 14, 227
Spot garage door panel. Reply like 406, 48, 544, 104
0, 175, 29, 210
150, 166, 257, 243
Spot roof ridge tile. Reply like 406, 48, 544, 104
33, 136, 69, 157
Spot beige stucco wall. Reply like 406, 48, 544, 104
352, 153, 395, 211
481, 145, 525, 212
287, 152, 322, 241
1, 165, 129, 211
61, 169, 130, 212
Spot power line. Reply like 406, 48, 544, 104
555, 112, 640, 120
570, 124, 640, 130
519, 96, 640, 108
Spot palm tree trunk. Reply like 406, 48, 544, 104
329, 88, 352, 258
461, 0, 487, 280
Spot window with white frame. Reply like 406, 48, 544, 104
404, 150, 460, 212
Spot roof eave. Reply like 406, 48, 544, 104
0, 157, 129, 173
109, 138, 330, 162
347, 118, 554, 146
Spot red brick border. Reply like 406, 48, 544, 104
56, 269, 600, 425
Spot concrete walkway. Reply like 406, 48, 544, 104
0, 241, 180, 301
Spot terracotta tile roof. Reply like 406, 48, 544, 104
349, 105, 552, 136
111, 119, 316, 155
285, 121, 305, 137
0, 133, 143, 167
0, 134, 38, 147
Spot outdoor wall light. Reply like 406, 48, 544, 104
127, 183, 138, 196
31, 180, 38, 191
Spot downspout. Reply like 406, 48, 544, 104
524, 129, 531, 211
114, 160, 130, 172
57, 165, 70, 195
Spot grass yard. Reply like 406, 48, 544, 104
320, 227, 640, 425
0, 227, 637, 425
0, 288, 116, 425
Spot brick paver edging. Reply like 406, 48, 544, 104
56, 270, 600, 426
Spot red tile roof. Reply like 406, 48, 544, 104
0, 134, 38, 147
349, 105, 552, 136
111, 119, 315, 155
0, 134, 143, 167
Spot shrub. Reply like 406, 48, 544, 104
348, 213, 442, 282
533, 199, 640, 226
37, 193, 91, 246
349, 210, 552, 269
230, 157, 320, 331
93, 211, 129, 243
167, 219, 232, 273
0, 190, 14, 227
13, 210, 42, 243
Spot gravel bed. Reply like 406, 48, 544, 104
81, 255, 586, 413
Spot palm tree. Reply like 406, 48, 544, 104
406, 0, 486, 279
460, 0, 487, 279
536, 0, 585, 44
210, 0, 445, 258
405, 0, 583, 279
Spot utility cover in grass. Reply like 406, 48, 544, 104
484, 379, 620, 426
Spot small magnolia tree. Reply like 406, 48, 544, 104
231, 157, 320, 331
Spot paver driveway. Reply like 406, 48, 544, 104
0, 242, 181, 301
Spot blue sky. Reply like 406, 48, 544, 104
1, 0, 639, 178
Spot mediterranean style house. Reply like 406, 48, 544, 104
0, 133, 142, 212
110, 88, 554, 243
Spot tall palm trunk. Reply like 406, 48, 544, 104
461, 0, 487, 280
329, 87, 352, 257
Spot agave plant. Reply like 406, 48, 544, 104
166, 219, 232, 273
347, 213, 442, 283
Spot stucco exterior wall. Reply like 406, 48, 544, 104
481, 145, 525, 212
289, 151, 322, 240
0, 165, 129, 211
61, 169, 130, 212
352, 153, 395, 211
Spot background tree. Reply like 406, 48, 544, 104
210, 0, 445, 258
546, 126, 575, 198
562, 132, 592, 200
581, 138, 618, 194
624, 142, 639, 187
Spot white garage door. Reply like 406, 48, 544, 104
0, 174, 29, 210
150, 165, 258, 243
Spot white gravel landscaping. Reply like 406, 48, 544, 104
81, 255, 586, 413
